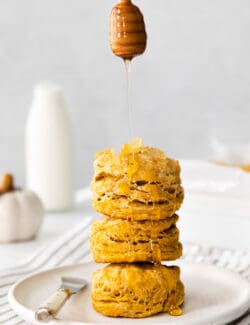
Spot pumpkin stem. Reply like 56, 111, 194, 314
0, 173, 14, 194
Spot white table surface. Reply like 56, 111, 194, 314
0, 202, 96, 270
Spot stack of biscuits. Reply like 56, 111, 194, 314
90, 139, 185, 318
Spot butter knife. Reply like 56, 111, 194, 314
35, 276, 88, 323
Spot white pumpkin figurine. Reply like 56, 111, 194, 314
0, 173, 44, 243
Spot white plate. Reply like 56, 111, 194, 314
179, 160, 250, 250
8, 261, 250, 325
180, 159, 250, 200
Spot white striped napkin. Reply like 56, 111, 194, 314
0, 217, 92, 325
1, 217, 249, 325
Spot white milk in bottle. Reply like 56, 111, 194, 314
26, 82, 73, 211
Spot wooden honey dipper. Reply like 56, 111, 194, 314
109, 0, 147, 60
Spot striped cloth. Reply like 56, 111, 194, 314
0, 217, 249, 325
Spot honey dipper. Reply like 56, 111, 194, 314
109, 0, 147, 60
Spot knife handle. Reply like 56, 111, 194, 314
35, 288, 71, 322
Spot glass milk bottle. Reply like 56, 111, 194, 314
26, 82, 73, 211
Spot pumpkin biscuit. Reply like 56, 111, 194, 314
92, 193, 183, 220
91, 139, 184, 220
90, 215, 182, 263
92, 263, 184, 318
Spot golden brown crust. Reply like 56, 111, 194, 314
92, 263, 184, 318
90, 215, 182, 263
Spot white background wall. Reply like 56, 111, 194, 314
0, 0, 250, 188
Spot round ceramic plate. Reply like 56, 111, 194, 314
8, 261, 250, 325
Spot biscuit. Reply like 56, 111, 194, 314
92, 263, 184, 318
91, 140, 184, 220
92, 193, 183, 220
93, 138, 181, 182
90, 215, 182, 263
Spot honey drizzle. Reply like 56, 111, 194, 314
124, 58, 159, 281
169, 307, 183, 316
150, 201, 154, 262
124, 59, 134, 264
124, 59, 134, 152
